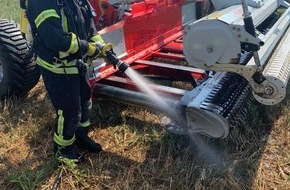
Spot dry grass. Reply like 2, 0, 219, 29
0, 77, 290, 190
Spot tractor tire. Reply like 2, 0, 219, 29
0, 19, 40, 98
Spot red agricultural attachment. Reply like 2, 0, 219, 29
87, 0, 290, 138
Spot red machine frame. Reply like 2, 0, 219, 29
89, 0, 206, 100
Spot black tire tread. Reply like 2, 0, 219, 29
0, 19, 40, 97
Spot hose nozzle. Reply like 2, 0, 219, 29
106, 49, 129, 73
116, 61, 129, 72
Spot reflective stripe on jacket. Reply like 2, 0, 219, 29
36, 57, 79, 74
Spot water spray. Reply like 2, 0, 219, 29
94, 52, 227, 169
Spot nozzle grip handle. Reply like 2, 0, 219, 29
106, 50, 120, 65
105, 50, 129, 72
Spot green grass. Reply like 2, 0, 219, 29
0, 0, 20, 22
9, 167, 49, 190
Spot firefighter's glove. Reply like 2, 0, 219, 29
94, 42, 115, 67
98, 43, 113, 57
86, 42, 101, 60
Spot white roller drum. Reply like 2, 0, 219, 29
253, 27, 290, 105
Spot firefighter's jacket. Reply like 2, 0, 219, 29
27, 0, 104, 74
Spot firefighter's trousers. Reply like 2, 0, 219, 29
39, 66, 92, 147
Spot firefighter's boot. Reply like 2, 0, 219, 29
76, 127, 102, 153
54, 143, 83, 164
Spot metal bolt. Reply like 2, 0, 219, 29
264, 86, 274, 95
207, 47, 213, 53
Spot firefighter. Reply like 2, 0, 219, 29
24, 0, 107, 163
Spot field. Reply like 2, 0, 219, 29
1, 0, 290, 189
